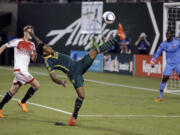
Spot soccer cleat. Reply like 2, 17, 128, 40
69, 116, 76, 126
0, 109, 4, 118
155, 97, 163, 102
116, 23, 125, 40
18, 101, 28, 112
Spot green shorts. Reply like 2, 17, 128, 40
68, 54, 94, 89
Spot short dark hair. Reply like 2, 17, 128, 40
167, 28, 173, 33
23, 25, 34, 32
36, 43, 45, 56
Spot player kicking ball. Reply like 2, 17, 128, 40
151, 29, 180, 102
32, 24, 125, 126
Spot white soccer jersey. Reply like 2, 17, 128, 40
6, 38, 35, 72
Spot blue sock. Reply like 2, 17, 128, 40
159, 82, 166, 98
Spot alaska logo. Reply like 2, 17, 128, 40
46, 18, 117, 50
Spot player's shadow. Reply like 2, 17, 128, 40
77, 121, 144, 135
5, 113, 67, 126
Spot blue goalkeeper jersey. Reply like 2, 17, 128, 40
153, 38, 180, 64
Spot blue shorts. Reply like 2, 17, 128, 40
163, 64, 180, 76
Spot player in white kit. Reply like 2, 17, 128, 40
0, 25, 40, 118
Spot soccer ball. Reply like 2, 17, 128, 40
103, 11, 116, 24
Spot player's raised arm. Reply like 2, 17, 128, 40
27, 28, 43, 45
49, 72, 67, 87
150, 43, 164, 67
33, 35, 43, 45
0, 44, 7, 55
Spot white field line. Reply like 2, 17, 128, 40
0, 95, 180, 118
80, 114, 180, 118
0, 95, 72, 115
1, 66, 180, 96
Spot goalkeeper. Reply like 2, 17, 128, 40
33, 24, 125, 126
151, 29, 180, 102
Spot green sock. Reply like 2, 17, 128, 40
73, 97, 84, 119
96, 35, 120, 53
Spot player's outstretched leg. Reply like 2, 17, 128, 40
96, 23, 125, 53
0, 91, 13, 118
18, 79, 40, 112
18, 87, 37, 112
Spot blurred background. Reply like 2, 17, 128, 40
0, 0, 180, 79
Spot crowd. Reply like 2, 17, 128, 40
89, 31, 151, 55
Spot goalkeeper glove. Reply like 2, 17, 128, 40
150, 58, 156, 68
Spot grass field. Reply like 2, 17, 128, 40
0, 66, 180, 135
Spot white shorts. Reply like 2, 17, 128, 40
13, 69, 34, 85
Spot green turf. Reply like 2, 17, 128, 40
0, 66, 180, 135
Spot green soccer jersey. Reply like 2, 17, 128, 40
44, 51, 77, 75
44, 51, 94, 89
